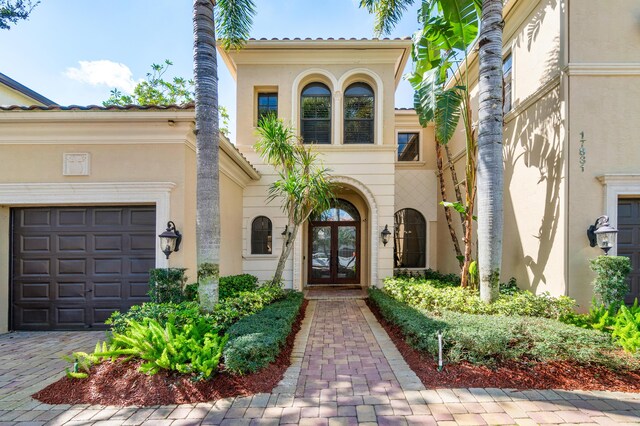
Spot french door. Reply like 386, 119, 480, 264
308, 221, 360, 285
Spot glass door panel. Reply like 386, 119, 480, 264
310, 226, 331, 280
336, 225, 357, 280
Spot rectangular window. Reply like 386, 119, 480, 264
257, 93, 278, 123
397, 133, 419, 161
503, 53, 513, 114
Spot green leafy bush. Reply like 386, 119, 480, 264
369, 288, 627, 368
219, 274, 259, 300
107, 282, 285, 334
148, 268, 188, 303
87, 318, 226, 379
383, 276, 575, 319
224, 291, 303, 374
590, 255, 632, 309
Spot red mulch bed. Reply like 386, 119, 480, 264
366, 299, 640, 392
33, 300, 308, 406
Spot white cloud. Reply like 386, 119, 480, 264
64, 60, 138, 92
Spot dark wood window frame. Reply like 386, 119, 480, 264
397, 132, 420, 161
301, 83, 331, 144
257, 92, 278, 124
344, 82, 374, 144
394, 208, 426, 268
251, 216, 272, 255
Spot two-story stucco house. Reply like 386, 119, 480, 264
1, 0, 640, 332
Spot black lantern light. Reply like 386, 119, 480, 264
381, 224, 391, 247
587, 215, 618, 255
158, 221, 182, 259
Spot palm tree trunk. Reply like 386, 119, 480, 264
436, 139, 464, 268
443, 144, 466, 228
477, 0, 505, 303
194, 0, 220, 311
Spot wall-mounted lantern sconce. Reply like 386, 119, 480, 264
381, 224, 391, 247
587, 215, 618, 255
158, 221, 182, 259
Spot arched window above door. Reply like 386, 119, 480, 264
394, 208, 426, 268
344, 82, 374, 144
301, 82, 331, 144
311, 199, 360, 222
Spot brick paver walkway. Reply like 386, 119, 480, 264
1, 299, 640, 425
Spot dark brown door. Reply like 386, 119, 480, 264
617, 199, 640, 304
308, 222, 360, 285
11, 206, 156, 330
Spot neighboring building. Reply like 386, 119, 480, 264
1, 0, 639, 332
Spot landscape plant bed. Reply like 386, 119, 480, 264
366, 298, 640, 392
33, 299, 308, 406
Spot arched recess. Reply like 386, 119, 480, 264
337, 68, 384, 145
291, 68, 338, 142
293, 175, 380, 289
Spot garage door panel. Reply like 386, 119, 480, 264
618, 199, 640, 305
58, 209, 87, 226
12, 206, 155, 330
94, 209, 123, 226
58, 235, 87, 252
94, 235, 123, 251
21, 236, 51, 252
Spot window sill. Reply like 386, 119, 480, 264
243, 254, 279, 259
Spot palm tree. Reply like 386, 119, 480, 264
193, 0, 255, 311
476, 0, 504, 303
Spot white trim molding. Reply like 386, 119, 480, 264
597, 174, 640, 256
0, 181, 176, 267
564, 63, 640, 77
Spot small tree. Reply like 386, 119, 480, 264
255, 116, 335, 285
590, 255, 632, 310
1, 0, 40, 30
103, 59, 230, 136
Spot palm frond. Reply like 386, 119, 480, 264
434, 87, 463, 143
360, 0, 415, 36
215, 0, 256, 50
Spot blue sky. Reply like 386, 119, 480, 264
1, 0, 420, 141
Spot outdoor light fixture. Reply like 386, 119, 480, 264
381, 224, 391, 246
587, 215, 618, 255
158, 221, 182, 259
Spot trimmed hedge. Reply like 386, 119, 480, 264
369, 288, 628, 369
106, 283, 285, 334
223, 291, 304, 375
220, 274, 259, 300
383, 276, 576, 319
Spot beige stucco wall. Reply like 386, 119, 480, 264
435, 0, 567, 298
0, 84, 45, 106
0, 110, 254, 332
226, 41, 410, 288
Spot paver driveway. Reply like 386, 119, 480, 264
1, 300, 640, 425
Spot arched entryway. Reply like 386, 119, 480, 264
308, 199, 361, 285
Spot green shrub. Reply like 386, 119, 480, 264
106, 301, 204, 334
383, 276, 575, 319
612, 302, 640, 353
148, 268, 189, 303
97, 318, 226, 379
224, 291, 303, 374
369, 288, 626, 368
219, 274, 259, 300
212, 283, 285, 330
590, 255, 632, 309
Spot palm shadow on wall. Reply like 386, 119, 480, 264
503, 11, 562, 293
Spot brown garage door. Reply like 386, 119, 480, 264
11, 206, 156, 330
617, 199, 640, 305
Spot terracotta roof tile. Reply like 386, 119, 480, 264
246, 37, 411, 41
0, 103, 195, 111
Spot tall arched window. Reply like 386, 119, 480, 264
344, 82, 374, 144
394, 208, 426, 268
301, 83, 331, 144
251, 216, 272, 254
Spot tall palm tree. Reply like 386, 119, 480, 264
193, 0, 255, 311
476, 0, 504, 303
